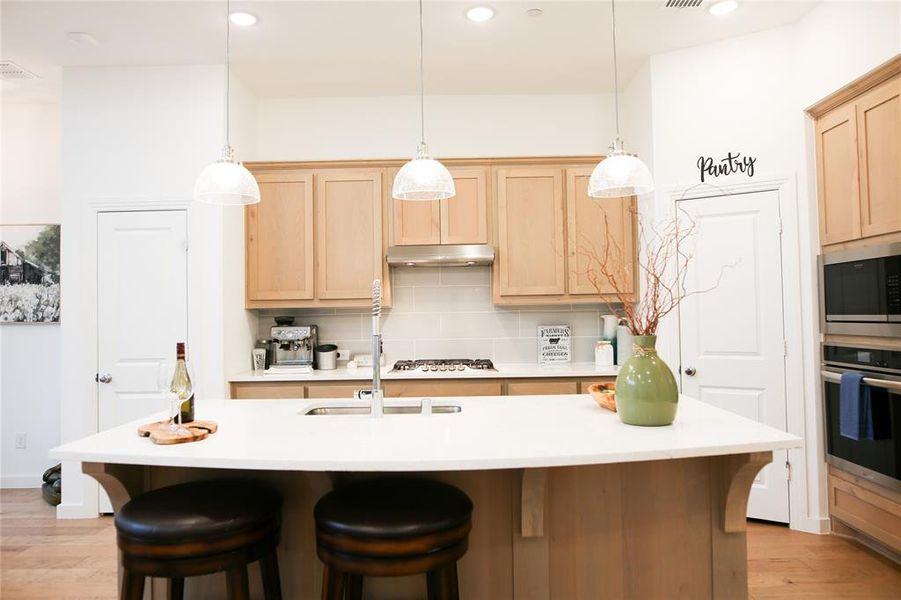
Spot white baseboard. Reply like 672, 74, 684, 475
56, 500, 100, 520
791, 515, 831, 534
0, 475, 43, 488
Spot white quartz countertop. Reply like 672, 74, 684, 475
50, 395, 800, 472
229, 362, 619, 383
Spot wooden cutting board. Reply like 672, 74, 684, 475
137, 420, 218, 445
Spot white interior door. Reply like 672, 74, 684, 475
677, 190, 790, 523
97, 210, 187, 510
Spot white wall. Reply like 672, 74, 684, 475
256, 94, 617, 160
59, 65, 230, 517
222, 73, 259, 379
0, 102, 62, 487
643, 0, 900, 533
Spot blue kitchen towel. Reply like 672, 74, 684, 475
839, 371, 873, 440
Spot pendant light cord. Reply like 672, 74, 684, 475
418, 0, 425, 147
225, 0, 231, 149
611, 0, 620, 140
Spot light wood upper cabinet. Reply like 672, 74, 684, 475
565, 167, 635, 296
811, 61, 901, 248
393, 197, 441, 245
246, 171, 315, 301
316, 170, 384, 299
496, 167, 566, 296
391, 167, 488, 246
442, 168, 489, 244
857, 77, 901, 238
816, 104, 861, 245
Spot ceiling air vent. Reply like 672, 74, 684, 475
662, 0, 705, 8
0, 61, 38, 81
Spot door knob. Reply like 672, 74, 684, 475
96, 373, 113, 384
683, 367, 697, 377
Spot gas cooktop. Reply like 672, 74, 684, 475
391, 359, 496, 373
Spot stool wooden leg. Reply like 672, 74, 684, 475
346, 574, 363, 600
226, 565, 250, 600
321, 564, 346, 600
260, 549, 283, 600
120, 569, 145, 600
426, 562, 460, 600
168, 577, 185, 600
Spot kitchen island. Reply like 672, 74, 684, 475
51, 394, 800, 600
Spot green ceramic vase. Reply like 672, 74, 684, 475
615, 335, 678, 426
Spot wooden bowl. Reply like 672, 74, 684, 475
587, 382, 617, 412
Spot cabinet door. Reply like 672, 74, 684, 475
441, 168, 489, 244
384, 380, 503, 397
246, 171, 314, 301
392, 165, 441, 246
316, 170, 384, 299
507, 381, 579, 395
230, 383, 306, 399
857, 77, 901, 238
496, 168, 566, 296
566, 167, 635, 296
816, 104, 862, 245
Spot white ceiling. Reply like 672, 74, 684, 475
3, 0, 822, 102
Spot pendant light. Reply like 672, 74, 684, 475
392, 0, 455, 201
194, 0, 260, 205
588, 0, 654, 198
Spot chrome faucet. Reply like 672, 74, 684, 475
354, 279, 384, 417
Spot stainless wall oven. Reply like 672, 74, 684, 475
822, 342, 901, 492
819, 242, 901, 337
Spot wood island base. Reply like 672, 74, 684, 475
86, 450, 771, 600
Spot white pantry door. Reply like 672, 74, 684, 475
677, 190, 790, 523
97, 211, 187, 512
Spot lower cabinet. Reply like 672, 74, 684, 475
231, 382, 307, 400
828, 466, 901, 555
384, 381, 503, 398
507, 381, 579, 395
230, 377, 614, 400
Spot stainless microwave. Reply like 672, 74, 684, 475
819, 242, 901, 337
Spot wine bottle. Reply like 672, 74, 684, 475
170, 342, 195, 423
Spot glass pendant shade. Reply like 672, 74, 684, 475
194, 146, 260, 205
588, 140, 655, 198
392, 143, 456, 201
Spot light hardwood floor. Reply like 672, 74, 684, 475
1, 489, 899, 599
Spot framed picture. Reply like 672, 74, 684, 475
0, 224, 61, 323
537, 325, 571, 364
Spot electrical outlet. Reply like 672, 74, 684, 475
337, 347, 349, 361
14, 433, 26, 450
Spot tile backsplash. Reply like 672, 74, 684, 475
256, 267, 619, 364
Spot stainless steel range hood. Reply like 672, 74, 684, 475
387, 244, 495, 267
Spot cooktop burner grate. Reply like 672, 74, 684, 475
392, 359, 496, 372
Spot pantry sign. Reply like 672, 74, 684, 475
697, 152, 757, 183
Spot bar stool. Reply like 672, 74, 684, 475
314, 478, 473, 600
114, 479, 283, 600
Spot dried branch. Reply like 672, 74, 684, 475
581, 202, 735, 337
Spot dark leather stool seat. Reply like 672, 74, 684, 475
315, 478, 473, 600
115, 479, 283, 600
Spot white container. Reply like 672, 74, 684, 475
595, 340, 614, 367
616, 325, 634, 365
601, 315, 619, 340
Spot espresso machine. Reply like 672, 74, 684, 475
268, 319, 318, 370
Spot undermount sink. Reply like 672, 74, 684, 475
301, 400, 462, 416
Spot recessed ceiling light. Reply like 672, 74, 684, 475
526, 8, 544, 18
708, 1, 738, 16
228, 12, 257, 27
465, 6, 495, 22
66, 31, 100, 47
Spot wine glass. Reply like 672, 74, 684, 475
157, 360, 190, 435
